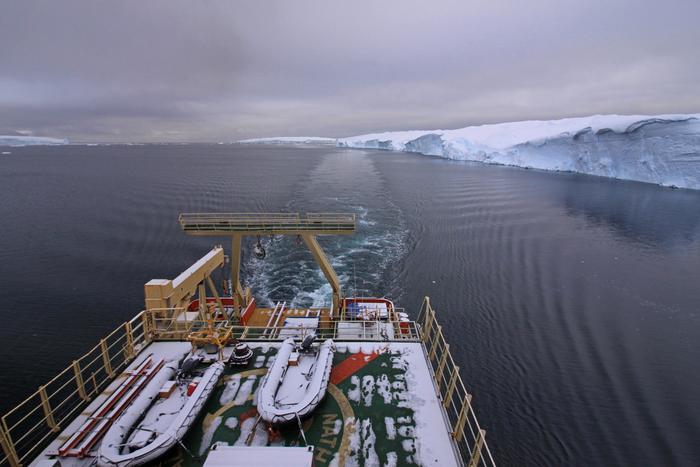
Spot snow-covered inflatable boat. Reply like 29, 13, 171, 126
257, 337, 335, 424
97, 356, 225, 467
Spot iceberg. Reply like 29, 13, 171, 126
238, 136, 335, 145
0, 135, 69, 146
337, 114, 700, 190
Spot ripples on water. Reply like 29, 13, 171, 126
0, 144, 698, 466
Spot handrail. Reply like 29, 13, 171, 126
179, 212, 354, 219
146, 307, 422, 342
0, 313, 148, 467
178, 212, 356, 234
417, 297, 496, 467
228, 323, 421, 342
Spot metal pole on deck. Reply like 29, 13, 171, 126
231, 234, 243, 315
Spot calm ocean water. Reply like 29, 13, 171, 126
0, 144, 699, 465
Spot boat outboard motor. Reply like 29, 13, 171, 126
300, 333, 316, 351
179, 355, 202, 379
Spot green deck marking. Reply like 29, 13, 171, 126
146, 347, 423, 467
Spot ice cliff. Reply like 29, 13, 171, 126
0, 135, 69, 146
238, 136, 335, 144
337, 114, 700, 189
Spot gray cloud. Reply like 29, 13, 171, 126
1, 0, 699, 141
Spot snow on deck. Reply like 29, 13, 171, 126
30, 341, 192, 467
278, 317, 320, 338
30, 340, 461, 467
181, 341, 460, 467
335, 342, 459, 466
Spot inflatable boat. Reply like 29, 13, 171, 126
97, 355, 225, 466
257, 336, 335, 425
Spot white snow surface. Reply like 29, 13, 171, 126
216, 341, 460, 466
199, 417, 222, 455
238, 136, 335, 144
337, 113, 700, 189
0, 135, 69, 146
342, 342, 459, 466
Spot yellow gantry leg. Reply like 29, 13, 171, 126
230, 234, 245, 316
301, 234, 342, 313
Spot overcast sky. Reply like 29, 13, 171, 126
1, 0, 699, 142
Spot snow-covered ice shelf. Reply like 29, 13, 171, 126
337, 114, 700, 190
0, 135, 69, 146
238, 136, 335, 144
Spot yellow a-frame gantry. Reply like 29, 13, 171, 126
178, 213, 356, 315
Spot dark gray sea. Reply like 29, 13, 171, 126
0, 144, 699, 466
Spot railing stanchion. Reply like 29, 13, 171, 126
429, 325, 442, 361
39, 385, 59, 433
90, 371, 99, 396
434, 343, 450, 391
452, 393, 472, 440
100, 339, 114, 378
443, 365, 459, 409
0, 417, 20, 467
141, 312, 152, 344
422, 297, 433, 341
124, 321, 135, 360
468, 429, 486, 467
72, 360, 89, 402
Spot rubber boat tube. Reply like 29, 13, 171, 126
97, 360, 225, 466
257, 338, 335, 424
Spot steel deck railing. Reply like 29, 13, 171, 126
178, 212, 356, 235
0, 313, 149, 467
0, 298, 495, 467
147, 307, 422, 342
418, 297, 496, 467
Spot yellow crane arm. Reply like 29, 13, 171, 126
144, 246, 225, 310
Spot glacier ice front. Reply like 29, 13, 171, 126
238, 136, 335, 144
0, 135, 69, 146
337, 114, 700, 190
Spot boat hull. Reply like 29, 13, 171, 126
97, 360, 225, 467
257, 338, 335, 425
